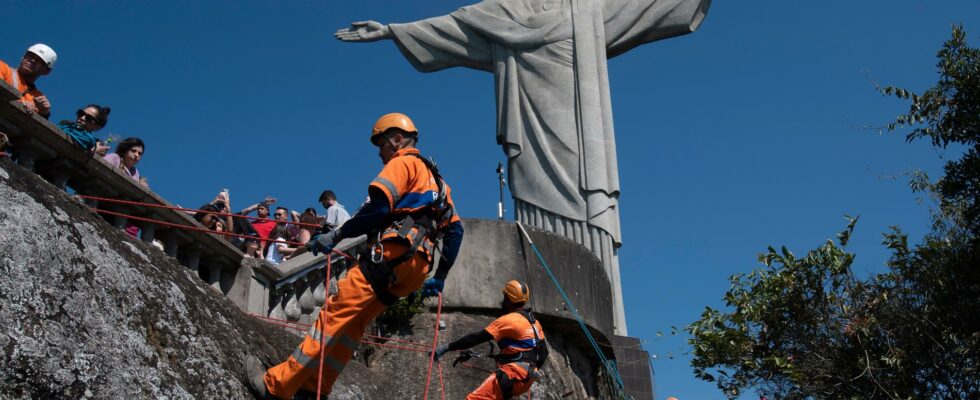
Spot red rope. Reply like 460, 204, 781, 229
422, 293, 444, 400
248, 315, 438, 354
363, 334, 431, 347
362, 341, 430, 353
316, 254, 333, 398
88, 206, 353, 259
248, 314, 439, 352
456, 361, 495, 375
438, 360, 446, 400
249, 314, 311, 328
77, 194, 322, 229
255, 318, 307, 332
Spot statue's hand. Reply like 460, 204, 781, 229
334, 21, 391, 42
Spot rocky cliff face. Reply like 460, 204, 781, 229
0, 158, 610, 399
0, 158, 297, 399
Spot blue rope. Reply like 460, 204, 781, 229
518, 222, 632, 399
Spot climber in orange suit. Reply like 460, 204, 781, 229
433, 280, 549, 400
245, 113, 464, 399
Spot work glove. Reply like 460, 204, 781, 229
420, 278, 445, 298
432, 344, 450, 362
307, 230, 341, 256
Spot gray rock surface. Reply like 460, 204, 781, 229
0, 158, 297, 399
0, 158, 613, 399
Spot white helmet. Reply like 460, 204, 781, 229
27, 44, 57, 69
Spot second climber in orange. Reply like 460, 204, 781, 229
434, 280, 548, 400
245, 112, 464, 399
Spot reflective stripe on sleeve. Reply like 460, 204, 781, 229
371, 177, 401, 205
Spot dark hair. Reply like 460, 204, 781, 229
62, 104, 111, 131
299, 208, 318, 226
194, 203, 220, 224
115, 137, 144, 156
83, 104, 111, 127
269, 224, 291, 241
318, 190, 336, 202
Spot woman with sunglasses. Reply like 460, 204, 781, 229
57, 104, 110, 155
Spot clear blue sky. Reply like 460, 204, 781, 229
7, 1, 979, 398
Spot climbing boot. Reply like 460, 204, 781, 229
244, 355, 273, 399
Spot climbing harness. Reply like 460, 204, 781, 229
493, 310, 548, 367
359, 153, 453, 306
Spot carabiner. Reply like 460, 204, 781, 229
371, 242, 384, 264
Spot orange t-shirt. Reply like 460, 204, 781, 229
0, 60, 45, 113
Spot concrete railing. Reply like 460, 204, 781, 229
240, 237, 368, 325
0, 81, 247, 295
0, 79, 369, 327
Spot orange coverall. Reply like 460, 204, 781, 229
263, 147, 461, 398
467, 312, 546, 399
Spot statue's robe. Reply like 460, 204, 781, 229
389, 0, 710, 333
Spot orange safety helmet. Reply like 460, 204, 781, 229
502, 280, 530, 304
371, 112, 418, 146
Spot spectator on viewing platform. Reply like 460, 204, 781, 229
57, 104, 111, 155
273, 206, 301, 241
319, 189, 350, 232
1, 44, 56, 119
297, 207, 318, 244
101, 137, 145, 237
238, 196, 278, 254
194, 204, 223, 231
104, 137, 144, 183
285, 208, 319, 260
264, 224, 298, 266
196, 191, 235, 239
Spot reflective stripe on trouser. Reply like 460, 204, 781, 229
263, 241, 430, 399
466, 362, 534, 400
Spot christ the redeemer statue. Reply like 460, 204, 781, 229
336, 0, 710, 335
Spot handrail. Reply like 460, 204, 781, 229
1, 81, 243, 263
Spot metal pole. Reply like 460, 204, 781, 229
497, 162, 506, 220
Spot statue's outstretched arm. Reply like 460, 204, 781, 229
334, 21, 392, 42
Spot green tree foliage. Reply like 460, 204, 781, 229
688, 26, 980, 399
883, 25, 980, 234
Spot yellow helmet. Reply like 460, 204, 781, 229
502, 280, 530, 304
371, 113, 417, 146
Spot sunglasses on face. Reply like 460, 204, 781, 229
76, 110, 101, 125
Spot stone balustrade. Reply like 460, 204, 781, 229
0, 82, 245, 286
